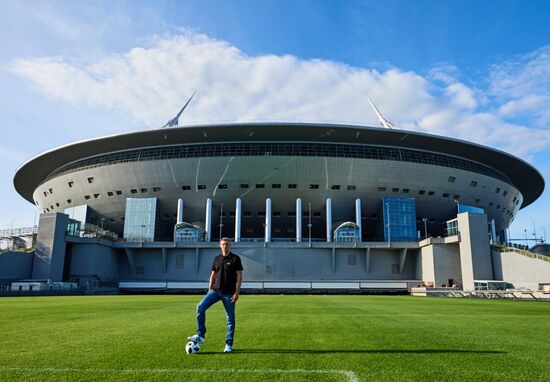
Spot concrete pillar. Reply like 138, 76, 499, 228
265, 198, 272, 242
326, 198, 332, 242
355, 198, 362, 242
235, 198, 242, 242
177, 198, 184, 224
296, 198, 302, 243
205, 198, 212, 242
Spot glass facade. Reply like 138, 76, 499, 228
458, 204, 485, 214
174, 222, 201, 242
446, 219, 459, 236
64, 205, 89, 224
123, 198, 157, 242
383, 197, 417, 242
333, 222, 360, 242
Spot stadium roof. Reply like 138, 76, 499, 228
14, 122, 544, 208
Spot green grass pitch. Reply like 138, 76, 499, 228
1, 294, 549, 381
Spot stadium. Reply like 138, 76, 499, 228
3, 120, 549, 294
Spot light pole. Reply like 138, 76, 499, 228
454, 199, 460, 214
140, 224, 146, 243
219, 202, 224, 241
541, 226, 547, 243
308, 202, 312, 247
524, 229, 528, 248
422, 217, 428, 239
385, 202, 391, 247
530, 218, 538, 244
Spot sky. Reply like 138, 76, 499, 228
1, 0, 550, 243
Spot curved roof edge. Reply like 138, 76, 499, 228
14, 122, 545, 208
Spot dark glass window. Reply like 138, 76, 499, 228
131, 189, 137, 194
448, 176, 456, 183
418, 190, 425, 195
87, 177, 94, 183
256, 184, 265, 188
331, 185, 341, 190
378, 187, 386, 192
153, 187, 161, 192
240, 184, 249, 189
182, 185, 191, 190
347, 185, 356, 190
218, 184, 227, 189
197, 185, 206, 190
108, 191, 114, 197
272, 184, 281, 188
288, 184, 297, 189
470, 180, 478, 187
310, 184, 319, 189
442, 193, 449, 198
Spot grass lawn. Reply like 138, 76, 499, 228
0, 294, 549, 381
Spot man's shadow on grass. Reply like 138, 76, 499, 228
203, 349, 506, 355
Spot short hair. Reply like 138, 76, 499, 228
220, 237, 231, 243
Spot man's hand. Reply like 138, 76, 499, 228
231, 293, 239, 303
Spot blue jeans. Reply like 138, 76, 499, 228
196, 290, 236, 346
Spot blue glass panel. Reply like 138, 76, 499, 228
458, 204, 484, 214
382, 197, 417, 242
123, 198, 157, 242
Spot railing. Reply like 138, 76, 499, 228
492, 244, 550, 263
0, 226, 38, 239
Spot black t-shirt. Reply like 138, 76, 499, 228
211, 252, 243, 295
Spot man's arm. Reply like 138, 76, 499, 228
231, 270, 243, 303
208, 270, 216, 290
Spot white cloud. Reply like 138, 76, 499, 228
9, 32, 550, 159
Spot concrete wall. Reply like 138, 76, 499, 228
0, 251, 33, 279
415, 244, 461, 287
117, 245, 418, 282
458, 212, 492, 290
69, 242, 119, 282
492, 250, 550, 290
33, 213, 68, 281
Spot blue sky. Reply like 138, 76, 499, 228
1, 0, 550, 242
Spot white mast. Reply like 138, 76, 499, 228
367, 97, 399, 130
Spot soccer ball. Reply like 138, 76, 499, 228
185, 341, 201, 354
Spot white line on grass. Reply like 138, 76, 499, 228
0, 367, 359, 382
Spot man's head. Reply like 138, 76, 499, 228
220, 237, 231, 255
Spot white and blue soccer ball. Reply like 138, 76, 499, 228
185, 341, 201, 355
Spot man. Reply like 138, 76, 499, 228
188, 237, 243, 353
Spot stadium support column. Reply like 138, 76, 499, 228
490, 219, 497, 244
205, 198, 212, 242
355, 199, 362, 242
265, 198, 272, 243
326, 198, 332, 242
296, 198, 302, 243
177, 198, 184, 224
235, 198, 242, 242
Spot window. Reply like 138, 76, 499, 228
218, 184, 227, 189
256, 184, 265, 188
495, 187, 500, 193
272, 184, 281, 189
108, 191, 114, 197
243, 212, 251, 217
310, 184, 319, 189
442, 193, 449, 198
392, 188, 399, 193
43, 191, 48, 197
116, 190, 122, 195
229, 212, 235, 217
347, 185, 356, 191
55, 202, 60, 207
240, 184, 249, 189
67, 199, 72, 204
153, 187, 161, 192
470, 181, 478, 187
257, 211, 266, 217
475, 198, 480, 203
288, 211, 296, 217
68, 181, 74, 188
428, 191, 435, 196
453, 195, 460, 200
313, 212, 321, 217
288, 184, 297, 189
273, 211, 281, 217
489, 202, 494, 207
418, 190, 425, 195
140, 188, 148, 193
131, 189, 138, 194
49, 188, 53, 194
403, 188, 410, 193
331, 185, 341, 190
87, 177, 94, 183
378, 187, 387, 192
84, 195, 91, 200
94, 193, 100, 199
503, 191, 507, 196
448, 176, 456, 183
496, 205, 500, 209
46, 208, 49, 212
182, 186, 191, 190
197, 185, 206, 190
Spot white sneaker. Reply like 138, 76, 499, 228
188, 334, 205, 344
224, 344, 232, 353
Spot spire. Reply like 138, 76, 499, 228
162, 91, 196, 128
367, 97, 399, 130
